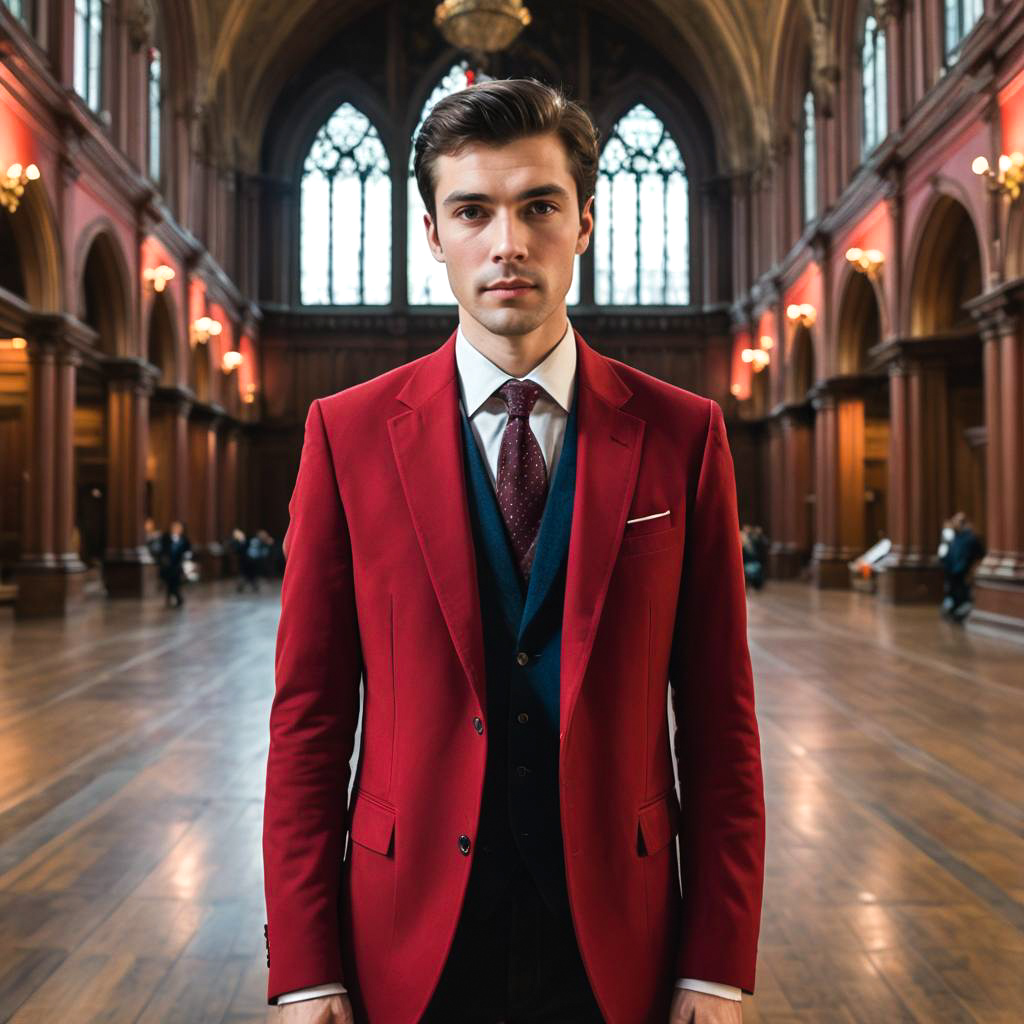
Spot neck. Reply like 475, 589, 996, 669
459, 304, 568, 378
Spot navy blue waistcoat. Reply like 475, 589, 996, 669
457, 385, 578, 923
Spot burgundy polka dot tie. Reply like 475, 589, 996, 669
495, 379, 549, 580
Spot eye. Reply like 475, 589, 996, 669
530, 201, 557, 214
455, 206, 483, 220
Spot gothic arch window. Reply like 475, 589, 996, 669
944, 0, 983, 61
148, 45, 162, 183
594, 102, 688, 305
408, 60, 472, 305
861, 12, 887, 156
802, 90, 816, 224
74, 0, 106, 113
300, 101, 391, 305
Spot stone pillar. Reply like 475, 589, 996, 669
188, 403, 224, 580
150, 387, 194, 531
103, 358, 161, 598
809, 377, 867, 588
768, 404, 815, 578
876, 352, 950, 602
15, 319, 89, 618
971, 306, 1024, 631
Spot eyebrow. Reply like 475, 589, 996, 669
442, 183, 571, 207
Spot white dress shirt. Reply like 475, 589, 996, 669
275, 317, 741, 1007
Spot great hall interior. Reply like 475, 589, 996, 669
1, 0, 1023, 1021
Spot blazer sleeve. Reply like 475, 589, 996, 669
668, 398, 766, 995
263, 397, 363, 1004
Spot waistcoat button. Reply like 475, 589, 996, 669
517, 711, 529, 724
516, 651, 530, 666
472, 716, 483, 734
458, 834, 471, 854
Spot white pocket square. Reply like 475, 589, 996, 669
626, 509, 670, 525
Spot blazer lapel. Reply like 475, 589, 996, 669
388, 330, 488, 712
559, 329, 645, 739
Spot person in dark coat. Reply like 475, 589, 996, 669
741, 524, 766, 590
159, 520, 192, 608
939, 511, 986, 623
230, 527, 261, 593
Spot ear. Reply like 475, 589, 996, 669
424, 212, 445, 262
576, 194, 595, 255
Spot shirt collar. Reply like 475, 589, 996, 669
455, 316, 576, 418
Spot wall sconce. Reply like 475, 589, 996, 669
191, 316, 222, 345
972, 152, 1024, 200
846, 247, 884, 278
221, 350, 243, 372
144, 264, 175, 292
1, 337, 28, 350
1, 162, 40, 213
742, 336, 772, 372
243, 382, 258, 404
786, 303, 817, 327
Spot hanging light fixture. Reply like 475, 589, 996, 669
434, 0, 532, 57
191, 316, 222, 345
221, 350, 243, 372
845, 247, 884, 278
786, 303, 817, 327
742, 336, 773, 373
972, 152, 1024, 200
1, 162, 40, 213
144, 264, 176, 292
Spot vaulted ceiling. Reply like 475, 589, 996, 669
181, 0, 825, 174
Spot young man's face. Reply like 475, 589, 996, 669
424, 131, 594, 340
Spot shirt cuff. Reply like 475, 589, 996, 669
275, 983, 348, 1004
675, 978, 743, 1001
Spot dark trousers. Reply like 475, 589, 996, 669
420, 859, 605, 1023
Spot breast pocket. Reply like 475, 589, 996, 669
620, 510, 679, 557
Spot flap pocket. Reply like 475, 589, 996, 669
636, 788, 681, 856
349, 790, 396, 856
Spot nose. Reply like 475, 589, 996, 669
490, 209, 528, 264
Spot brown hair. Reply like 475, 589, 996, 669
412, 77, 599, 222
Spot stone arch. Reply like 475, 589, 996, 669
787, 323, 816, 402
0, 174, 62, 312
146, 289, 178, 385
76, 223, 132, 357
906, 190, 984, 336
836, 265, 882, 373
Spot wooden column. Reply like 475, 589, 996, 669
874, 341, 961, 602
809, 377, 867, 588
187, 404, 224, 580
970, 303, 1024, 631
768, 404, 815, 578
15, 317, 89, 618
103, 358, 160, 598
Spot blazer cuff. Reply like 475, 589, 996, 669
675, 978, 742, 1001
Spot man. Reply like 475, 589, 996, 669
158, 519, 191, 608
263, 78, 765, 1023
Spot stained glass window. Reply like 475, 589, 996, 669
300, 101, 391, 305
944, 0, 984, 61
594, 103, 688, 305
803, 90, 816, 224
408, 62, 470, 305
148, 47, 162, 183
861, 14, 887, 155
74, 0, 105, 114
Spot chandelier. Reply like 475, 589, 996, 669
434, 0, 532, 56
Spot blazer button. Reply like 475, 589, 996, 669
516, 765, 530, 777
472, 716, 483, 734
458, 834, 471, 854
517, 711, 529, 724
516, 651, 530, 666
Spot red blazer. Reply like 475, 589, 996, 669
263, 326, 766, 1023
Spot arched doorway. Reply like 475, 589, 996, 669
877, 194, 985, 602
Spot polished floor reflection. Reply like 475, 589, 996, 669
0, 579, 1021, 1022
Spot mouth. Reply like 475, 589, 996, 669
485, 283, 536, 298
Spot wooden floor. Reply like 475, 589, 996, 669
0, 579, 1021, 1023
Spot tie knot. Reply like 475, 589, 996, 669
497, 378, 543, 418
